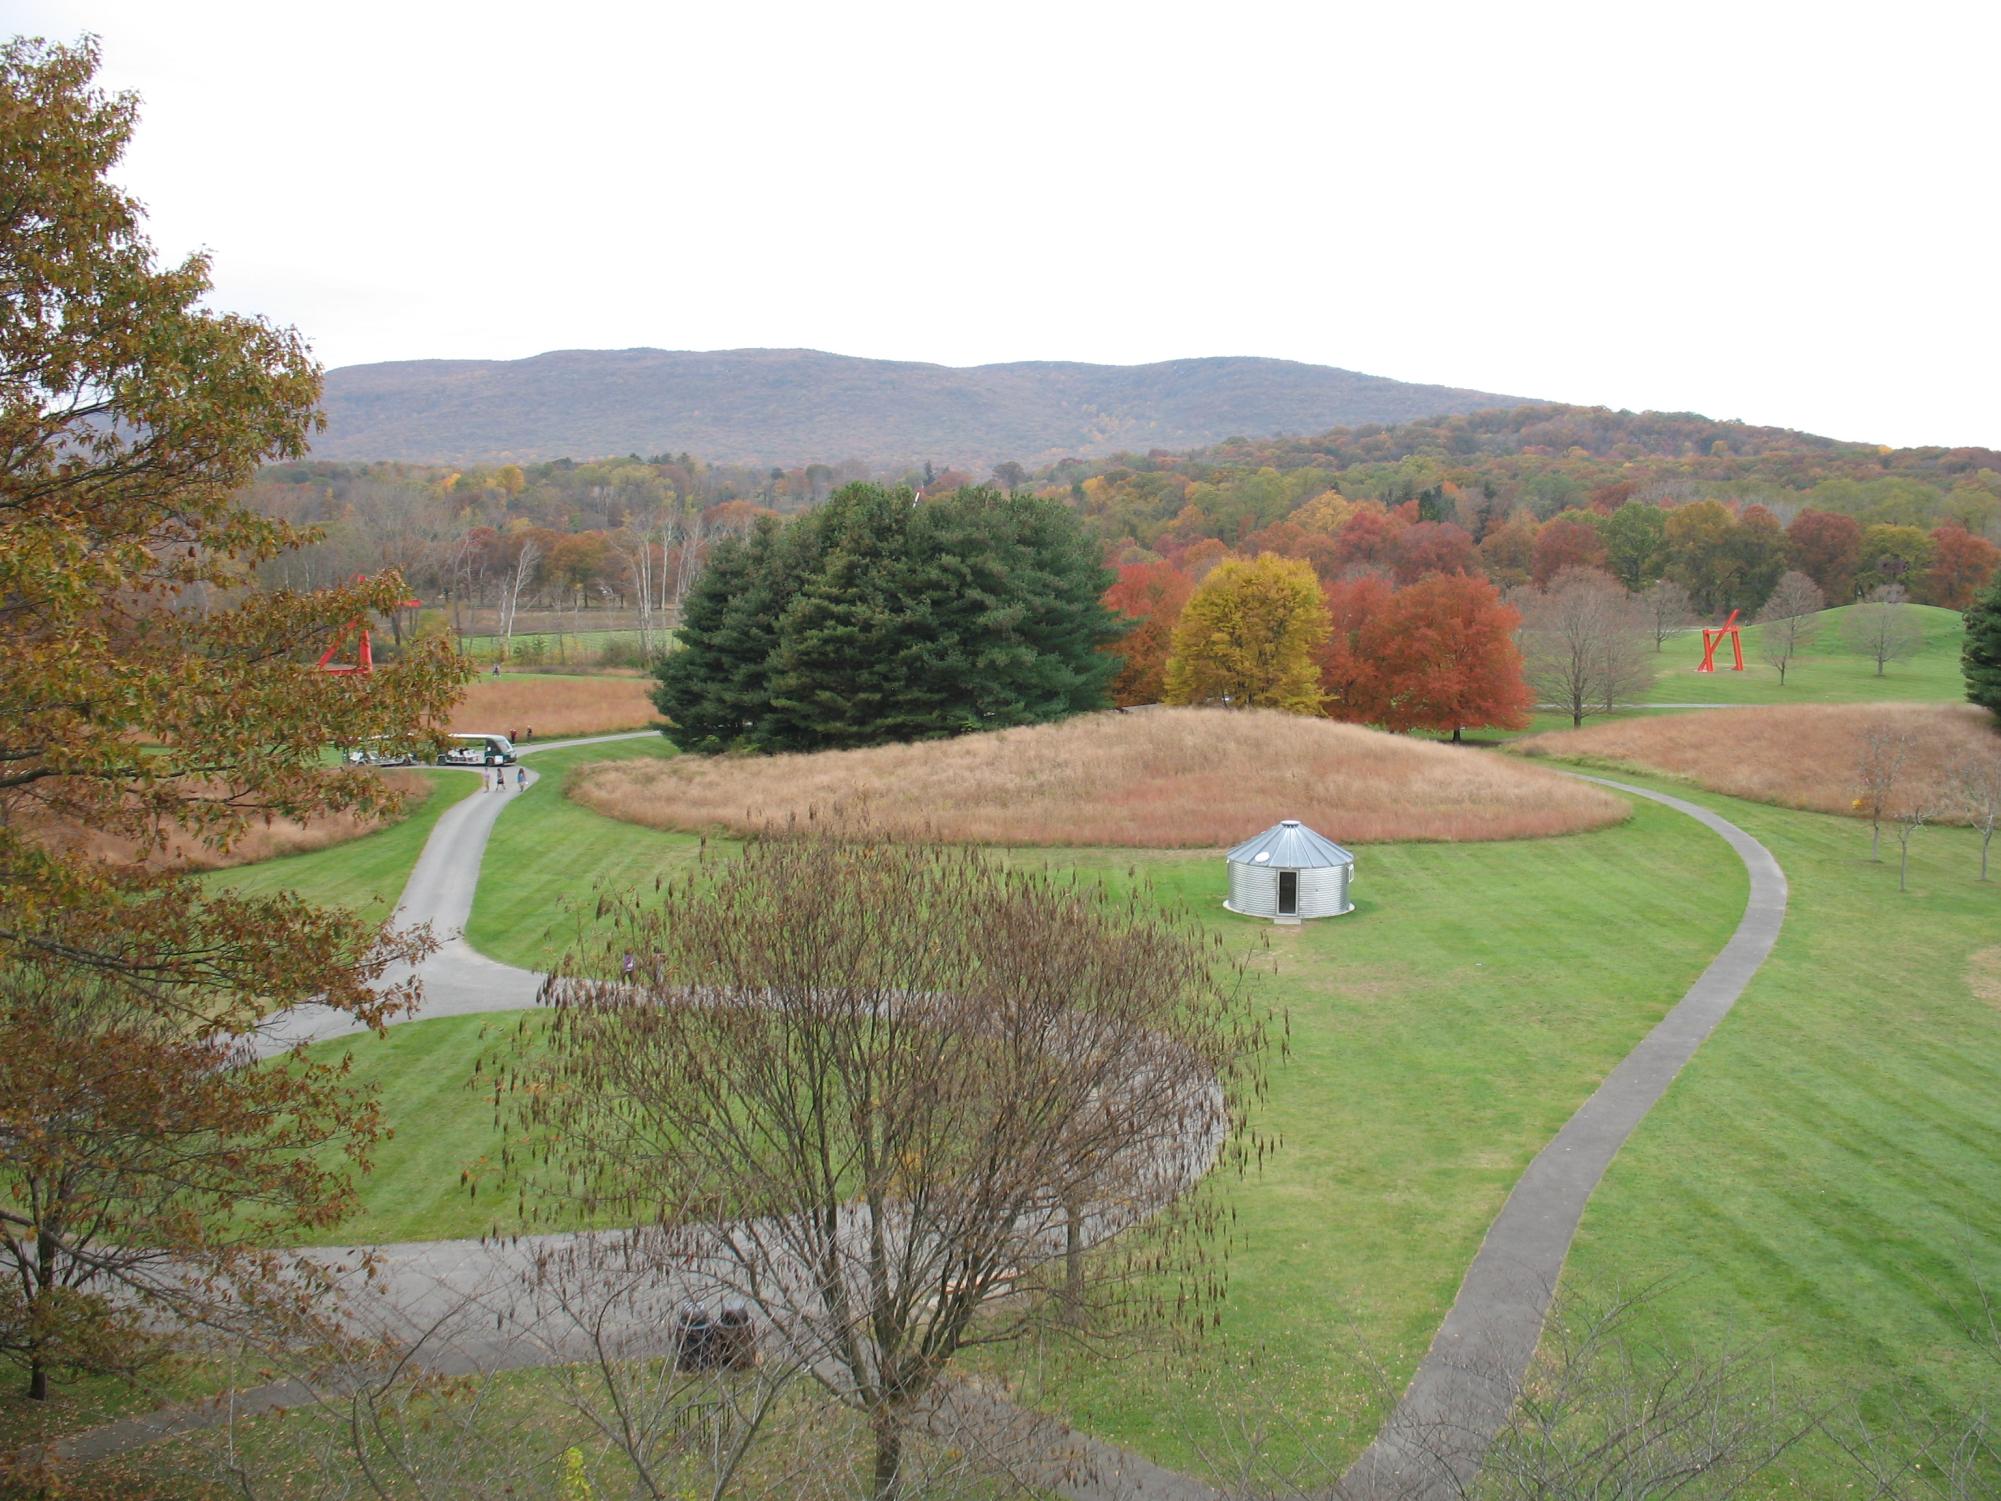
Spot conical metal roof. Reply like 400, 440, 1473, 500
1224, 819, 1354, 869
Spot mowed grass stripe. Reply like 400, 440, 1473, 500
463, 735, 690, 969
980, 795, 1741, 1474
1552, 770, 2001, 1480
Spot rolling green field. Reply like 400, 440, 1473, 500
197, 699, 2001, 1485
1548, 772, 2001, 1482
1640, 602, 1967, 706
291, 761, 1743, 1476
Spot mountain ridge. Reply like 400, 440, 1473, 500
313, 347, 1535, 467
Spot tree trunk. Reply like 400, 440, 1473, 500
1871, 822, 1882, 861
871, 1412, 902, 1500
1899, 839, 1911, 892
29, 1227, 54, 1400
1451, 725, 1463, 744
1064, 1192, 1085, 1326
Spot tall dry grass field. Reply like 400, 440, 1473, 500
25, 769, 431, 872
451, 674, 661, 739
572, 707, 1626, 847
1516, 703, 2001, 819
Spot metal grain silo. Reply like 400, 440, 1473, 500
1224, 820, 1355, 923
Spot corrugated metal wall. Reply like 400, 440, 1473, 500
1226, 862, 1354, 919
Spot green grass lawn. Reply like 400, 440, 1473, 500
1640, 602, 1967, 706
299, 775, 1743, 1482
206, 726, 2001, 1486
1542, 770, 2001, 1486
204, 769, 480, 914
463, 736, 692, 967
461, 625, 676, 665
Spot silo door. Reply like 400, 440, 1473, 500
1277, 870, 1299, 916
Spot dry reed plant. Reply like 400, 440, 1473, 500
23, 769, 430, 872
573, 707, 1626, 847
451, 675, 661, 739
1516, 703, 2001, 821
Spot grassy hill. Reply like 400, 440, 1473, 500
1643, 603, 1968, 706
313, 348, 1530, 467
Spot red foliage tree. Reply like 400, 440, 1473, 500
1330, 503, 1406, 574
1238, 519, 1344, 583
1102, 561, 1195, 706
1320, 574, 1533, 739
1391, 521, 1480, 584
1785, 508, 1863, 602
1532, 517, 1610, 586
1926, 525, 2001, 609
1317, 574, 1394, 719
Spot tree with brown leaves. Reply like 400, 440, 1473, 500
0, 37, 465, 1397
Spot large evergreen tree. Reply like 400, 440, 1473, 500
1967, 572, 2001, 716
655, 484, 1119, 753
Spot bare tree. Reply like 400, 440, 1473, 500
496, 537, 542, 664
1856, 720, 1915, 861
1757, 571, 1825, 686
518, 832, 1267, 1500
1518, 567, 1657, 728
1640, 578, 1695, 652
1957, 753, 2001, 881
1843, 584, 1924, 676
671, 510, 709, 618
1893, 795, 1937, 893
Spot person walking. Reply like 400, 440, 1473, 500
516, 765, 526, 792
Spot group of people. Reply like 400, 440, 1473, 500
489, 764, 525, 793
508, 726, 534, 743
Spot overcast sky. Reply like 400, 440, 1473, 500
14, 1, 1999, 449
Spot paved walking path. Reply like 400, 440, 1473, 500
1337, 774, 1787, 1499
249, 731, 656, 1059
44, 759, 1786, 1501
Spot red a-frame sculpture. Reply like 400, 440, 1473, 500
318, 579, 420, 674
1696, 608, 1745, 673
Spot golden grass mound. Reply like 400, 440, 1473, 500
1515, 703, 2001, 820
29, 769, 430, 873
573, 707, 1626, 847
451, 673, 661, 739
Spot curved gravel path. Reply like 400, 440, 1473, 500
48, 759, 1786, 1501
1337, 774, 1787, 1499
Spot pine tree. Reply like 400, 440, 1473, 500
1967, 573, 2001, 716
657, 484, 1119, 753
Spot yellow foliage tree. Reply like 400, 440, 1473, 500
1287, 489, 1355, 536
1162, 555, 1329, 713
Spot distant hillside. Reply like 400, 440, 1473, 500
312, 348, 1530, 467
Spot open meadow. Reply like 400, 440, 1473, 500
449, 671, 662, 738
1516, 700, 2001, 819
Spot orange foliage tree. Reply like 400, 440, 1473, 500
1532, 515, 1610, 586
1926, 525, 2001, 610
1322, 574, 1533, 739
1103, 561, 1195, 706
